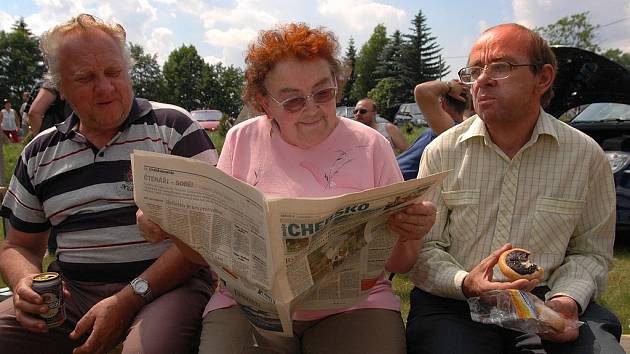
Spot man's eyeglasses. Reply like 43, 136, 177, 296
458, 61, 541, 84
265, 80, 338, 114
353, 108, 370, 115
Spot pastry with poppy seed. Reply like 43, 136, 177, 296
499, 248, 544, 281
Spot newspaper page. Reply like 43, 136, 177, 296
132, 150, 447, 336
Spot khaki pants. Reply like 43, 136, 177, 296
0, 268, 213, 354
200, 306, 406, 354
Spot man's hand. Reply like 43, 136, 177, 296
12, 274, 71, 333
461, 244, 539, 298
538, 296, 580, 343
136, 209, 170, 243
69, 293, 141, 354
388, 201, 437, 242
446, 79, 469, 102
12, 274, 50, 333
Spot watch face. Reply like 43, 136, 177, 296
134, 280, 149, 293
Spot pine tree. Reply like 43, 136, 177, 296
372, 30, 406, 113
398, 10, 449, 101
375, 30, 404, 81
339, 37, 357, 106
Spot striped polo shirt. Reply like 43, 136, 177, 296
1, 98, 218, 282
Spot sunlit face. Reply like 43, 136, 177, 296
57, 29, 133, 139
259, 58, 339, 149
354, 99, 376, 126
468, 27, 541, 126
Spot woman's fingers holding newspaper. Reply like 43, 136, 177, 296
388, 201, 437, 241
136, 209, 170, 243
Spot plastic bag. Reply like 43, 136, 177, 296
467, 289, 583, 334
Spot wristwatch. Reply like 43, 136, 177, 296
130, 277, 154, 303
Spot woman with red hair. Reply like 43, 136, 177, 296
138, 22, 436, 354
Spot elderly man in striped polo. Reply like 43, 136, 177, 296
0, 14, 217, 354
406, 23, 623, 354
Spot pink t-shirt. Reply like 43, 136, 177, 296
204, 116, 403, 321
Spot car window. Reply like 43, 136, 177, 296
409, 104, 421, 115
571, 103, 630, 122
192, 111, 222, 121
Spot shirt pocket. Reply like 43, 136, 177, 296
531, 196, 585, 256
441, 190, 480, 239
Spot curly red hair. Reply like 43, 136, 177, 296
244, 23, 341, 110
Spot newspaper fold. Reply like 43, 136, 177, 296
132, 150, 447, 336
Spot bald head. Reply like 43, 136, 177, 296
354, 98, 377, 126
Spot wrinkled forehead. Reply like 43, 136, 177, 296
468, 28, 531, 66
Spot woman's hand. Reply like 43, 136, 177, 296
136, 209, 170, 243
388, 201, 437, 242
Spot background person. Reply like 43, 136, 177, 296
18, 91, 30, 138
405, 23, 623, 354
354, 98, 410, 153
1, 99, 20, 143
25, 79, 71, 136
0, 14, 216, 354
138, 22, 436, 354
397, 79, 468, 180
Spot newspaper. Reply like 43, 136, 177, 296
131, 150, 447, 336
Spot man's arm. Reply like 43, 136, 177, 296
70, 244, 203, 354
27, 89, 57, 136
546, 150, 616, 312
386, 123, 410, 152
414, 80, 465, 135
0, 226, 53, 333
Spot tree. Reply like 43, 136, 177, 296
602, 48, 630, 72
373, 30, 406, 109
0, 18, 45, 103
129, 43, 165, 102
367, 77, 401, 120
398, 10, 449, 102
534, 12, 600, 52
204, 63, 244, 118
375, 30, 404, 80
351, 24, 388, 102
339, 37, 357, 106
162, 45, 207, 110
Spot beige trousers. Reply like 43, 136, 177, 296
200, 306, 406, 354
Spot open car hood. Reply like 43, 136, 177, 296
547, 46, 630, 117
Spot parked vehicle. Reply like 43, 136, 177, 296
190, 109, 225, 132
394, 103, 426, 127
548, 46, 630, 234
336, 106, 355, 119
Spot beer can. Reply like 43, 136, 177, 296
31, 272, 65, 327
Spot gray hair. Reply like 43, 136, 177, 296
40, 14, 134, 88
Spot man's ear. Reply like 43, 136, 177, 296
536, 64, 555, 97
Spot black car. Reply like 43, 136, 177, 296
548, 46, 630, 234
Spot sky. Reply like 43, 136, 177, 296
1, 0, 629, 80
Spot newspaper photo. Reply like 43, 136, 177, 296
132, 150, 448, 336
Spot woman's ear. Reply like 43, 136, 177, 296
256, 92, 270, 115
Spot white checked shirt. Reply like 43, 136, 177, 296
410, 109, 616, 312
